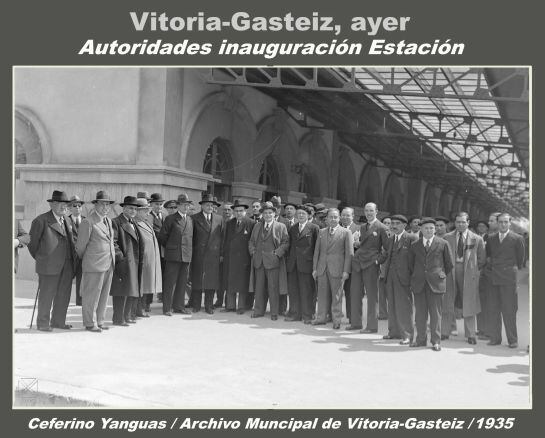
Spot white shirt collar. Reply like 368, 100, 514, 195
299, 220, 308, 229
177, 211, 185, 218
424, 235, 435, 246
52, 211, 63, 223
458, 230, 468, 240
368, 218, 377, 226
500, 230, 510, 237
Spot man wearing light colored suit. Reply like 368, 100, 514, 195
249, 201, 289, 320
75, 191, 117, 332
409, 217, 453, 351
349, 203, 389, 332
28, 190, 76, 331
442, 212, 486, 344
312, 208, 354, 329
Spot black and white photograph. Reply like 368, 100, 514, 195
13, 66, 530, 409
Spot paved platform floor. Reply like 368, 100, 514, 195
13, 268, 530, 408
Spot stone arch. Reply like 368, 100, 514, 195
336, 147, 358, 206
383, 172, 404, 214
422, 184, 439, 217
182, 90, 257, 182
14, 107, 50, 164
297, 131, 330, 200
357, 163, 382, 207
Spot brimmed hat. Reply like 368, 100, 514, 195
296, 204, 313, 215
163, 200, 178, 209
120, 196, 139, 207
150, 193, 164, 203
270, 196, 282, 208
92, 190, 115, 204
284, 202, 298, 209
260, 201, 276, 213
304, 203, 316, 213
314, 203, 327, 214
390, 214, 408, 224
232, 199, 249, 209
435, 216, 450, 224
222, 202, 234, 209
136, 198, 150, 209
177, 193, 193, 204
199, 192, 221, 206
69, 195, 84, 206
137, 191, 151, 201
420, 217, 436, 226
47, 190, 70, 203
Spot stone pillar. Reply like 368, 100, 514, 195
231, 181, 267, 205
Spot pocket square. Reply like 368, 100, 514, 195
372, 231, 377, 236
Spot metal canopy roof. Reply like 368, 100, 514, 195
206, 67, 529, 218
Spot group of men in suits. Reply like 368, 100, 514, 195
24, 190, 526, 352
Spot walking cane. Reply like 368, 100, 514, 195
29, 286, 40, 329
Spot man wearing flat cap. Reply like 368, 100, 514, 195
110, 196, 142, 325
75, 191, 116, 332
158, 193, 194, 316
248, 201, 290, 320
190, 193, 223, 314
222, 200, 255, 313
28, 190, 76, 331
382, 214, 418, 344
409, 217, 453, 351
68, 195, 86, 306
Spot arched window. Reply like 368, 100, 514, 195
202, 138, 234, 201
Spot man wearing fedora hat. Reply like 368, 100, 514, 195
110, 195, 142, 325
222, 200, 255, 313
248, 201, 290, 320
28, 190, 77, 331
190, 193, 223, 314
158, 193, 194, 316
68, 195, 86, 306
75, 191, 116, 332
149, 193, 166, 305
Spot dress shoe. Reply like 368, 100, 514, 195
205, 308, 214, 315
236, 309, 245, 315
37, 326, 52, 332
303, 320, 312, 325
410, 342, 426, 348
85, 326, 102, 332
51, 324, 72, 329
163, 311, 173, 316
441, 335, 449, 340
383, 334, 400, 340
399, 338, 411, 345
192, 308, 200, 313
332, 323, 340, 329
136, 312, 150, 318
213, 301, 223, 308
113, 322, 130, 327
508, 342, 518, 349
432, 343, 442, 352
478, 334, 490, 341
360, 328, 378, 334
311, 320, 326, 326
271, 315, 278, 321
174, 309, 192, 314
284, 316, 301, 322
98, 325, 109, 330
251, 313, 263, 318
487, 340, 501, 346
127, 319, 137, 324
221, 308, 235, 313
467, 337, 477, 345
345, 325, 362, 331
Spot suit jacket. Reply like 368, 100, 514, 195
14, 219, 30, 273
409, 236, 453, 294
135, 218, 162, 294
158, 211, 193, 263
382, 231, 419, 286
313, 226, 353, 277
68, 214, 86, 241
110, 214, 141, 297
148, 211, 164, 240
486, 231, 525, 286
352, 219, 389, 272
277, 215, 296, 231
222, 216, 255, 293
287, 221, 320, 274
191, 212, 223, 290
28, 210, 76, 275
75, 210, 116, 273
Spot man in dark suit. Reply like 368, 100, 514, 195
222, 200, 255, 313
76, 191, 116, 332
190, 193, 223, 314
340, 207, 360, 325
249, 201, 290, 320
28, 190, 76, 331
285, 205, 319, 323
250, 200, 262, 222
110, 196, 142, 325
14, 219, 30, 274
215, 201, 234, 308
312, 208, 353, 329
68, 195, 85, 306
148, 193, 165, 305
158, 193, 193, 316
349, 202, 389, 332
486, 213, 525, 348
409, 217, 453, 351
382, 215, 418, 344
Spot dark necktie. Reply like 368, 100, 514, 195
366, 223, 370, 232
457, 233, 464, 258
59, 216, 66, 235
206, 214, 211, 224
425, 239, 430, 253
329, 227, 334, 235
